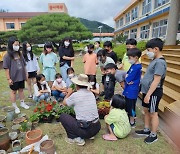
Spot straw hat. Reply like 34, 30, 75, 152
71, 74, 90, 87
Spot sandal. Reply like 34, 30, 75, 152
103, 134, 117, 141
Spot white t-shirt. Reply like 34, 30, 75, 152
33, 82, 51, 97
26, 53, 40, 72
53, 80, 66, 89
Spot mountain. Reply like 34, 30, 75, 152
78, 18, 114, 33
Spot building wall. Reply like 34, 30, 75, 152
114, 0, 172, 40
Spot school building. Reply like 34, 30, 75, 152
114, 0, 180, 44
0, 3, 68, 32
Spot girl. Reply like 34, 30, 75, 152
88, 75, 100, 99
40, 42, 58, 88
51, 73, 67, 101
33, 74, 51, 103
3, 37, 29, 114
83, 44, 98, 76
103, 94, 131, 141
66, 67, 75, 88
22, 41, 39, 99
59, 37, 75, 81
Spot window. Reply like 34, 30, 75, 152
6, 23, 15, 29
119, 17, 124, 27
130, 28, 137, 38
116, 20, 119, 29
152, 19, 168, 38
124, 31, 129, 38
140, 25, 150, 39
142, 0, 151, 15
131, 7, 138, 21
125, 12, 130, 24
154, 0, 170, 9
21, 23, 25, 28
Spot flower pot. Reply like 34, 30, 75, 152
25, 129, 42, 145
0, 128, 10, 150
20, 131, 26, 139
32, 119, 39, 129
12, 140, 21, 152
3, 106, 15, 122
40, 139, 55, 154
12, 124, 21, 134
39, 115, 54, 123
9, 132, 18, 141
13, 117, 26, 125
0, 150, 6, 154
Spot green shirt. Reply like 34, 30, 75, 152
40, 52, 58, 68
122, 53, 131, 71
105, 108, 131, 138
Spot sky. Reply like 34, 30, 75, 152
0, 0, 130, 27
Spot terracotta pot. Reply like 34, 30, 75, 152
0, 128, 10, 143
40, 139, 55, 154
25, 129, 42, 145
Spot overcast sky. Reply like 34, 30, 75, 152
0, 0, 130, 27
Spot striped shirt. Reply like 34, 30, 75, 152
66, 89, 99, 121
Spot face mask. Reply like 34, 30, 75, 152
128, 59, 135, 64
126, 48, 130, 51
146, 51, 155, 59
27, 47, 31, 52
13, 45, 19, 52
68, 74, 74, 79
56, 78, 62, 83
41, 81, 46, 85
90, 82, 95, 86
64, 41, 70, 47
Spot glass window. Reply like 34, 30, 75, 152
154, 0, 170, 9
130, 28, 137, 38
152, 19, 168, 38
6, 23, 15, 29
131, 7, 138, 21
125, 12, 130, 24
119, 17, 124, 27
124, 31, 129, 38
140, 25, 150, 39
142, 0, 151, 15
21, 23, 25, 28
116, 20, 119, 29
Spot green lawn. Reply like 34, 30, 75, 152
0, 56, 175, 154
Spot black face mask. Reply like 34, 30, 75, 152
88, 50, 93, 54
126, 48, 130, 51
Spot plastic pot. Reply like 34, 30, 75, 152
12, 140, 21, 152
0, 128, 10, 150
25, 129, 42, 145
12, 124, 21, 134
40, 139, 55, 154
9, 132, 18, 141
3, 106, 15, 121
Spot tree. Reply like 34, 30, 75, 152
18, 13, 93, 44
115, 33, 128, 43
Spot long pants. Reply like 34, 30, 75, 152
59, 113, 101, 139
33, 93, 50, 103
51, 90, 65, 100
60, 63, 70, 81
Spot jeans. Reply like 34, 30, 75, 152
60, 63, 70, 81
33, 93, 50, 103
59, 113, 101, 139
51, 90, 65, 100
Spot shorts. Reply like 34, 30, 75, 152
43, 67, 56, 81
142, 88, 163, 113
125, 97, 137, 117
10, 80, 25, 91
28, 71, 37, 78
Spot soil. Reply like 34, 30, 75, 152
28, 132, 38, 139
41, 141, 53, 148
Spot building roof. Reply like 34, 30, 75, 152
114, 0, 138, 20
93, 33, 114, 37
0, 12, 48, 18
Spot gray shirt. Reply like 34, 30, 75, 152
3, 53, 26, 82
141, 58, 167, 94
66, 89, 99, 121
115, 70, 126, 83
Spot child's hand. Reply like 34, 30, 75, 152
8, 79, 13, 85
127, 81, 134, 85
144, 94, 150, 104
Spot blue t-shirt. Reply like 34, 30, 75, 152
123, 63, 142, 99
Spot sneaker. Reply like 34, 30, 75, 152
28, 95, 33, 99
20, 102, 30, 109
100, 91, 105, 96
130, 122, 136, 128
135, 129, 151, 136
65, 137, 75, 144
144, 134, 158, 144
12, 104, 20, 114
74, 137, 85, 146
90, 137, 95, 140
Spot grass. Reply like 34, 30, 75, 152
0, 55, 175, 154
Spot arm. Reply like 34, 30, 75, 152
62, 56, 74, 61
5, 69, 13, 85
90, 88, 100, 95
119, 81, 125, 89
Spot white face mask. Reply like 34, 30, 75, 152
68, 74, 74, 79
41, 81, 46, 85
90, 82, 95, 86
64, 41, 70, 47
128, 59, 135, 65
146, 51, 155, 59
27, 47, 31, 52
13, 45, 19, 51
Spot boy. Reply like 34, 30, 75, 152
120, 39, 137, 71
104, 63, 126, 89
123, 48, 142, 127
135, 38, 167, 144
103, 41, 118, 64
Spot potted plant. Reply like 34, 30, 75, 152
97, 101, 110, 119
30, 113, 39, 129
25, 129, 42, 145
20, 120, 31, 139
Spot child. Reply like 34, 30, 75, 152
22, 41, 39, 99
3, 37, 30, 114
33, 74, 51, 103
51, 73, 67, 101
66, 67, 75, 88
88, 75, 100, 98
123, 48, 142, 127
40, 42, 58, 88
94, 41, 102, 54
103, 41, 117, 64
103, 94, 131, 141
136, 38, 167, 144
83, 44, 98, 76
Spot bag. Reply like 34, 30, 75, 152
77, 120, 91, 129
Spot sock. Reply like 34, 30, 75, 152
144, 128, 150, 132
12, 102, 17, 108
150, 132, 157, 137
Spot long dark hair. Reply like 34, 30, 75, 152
61, 37, 74, 55
44, 42, 54, 55
7, 37, 21, 59
36, 74, 47, 91
88, 75, 97, 89
22, 41, 33, 62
